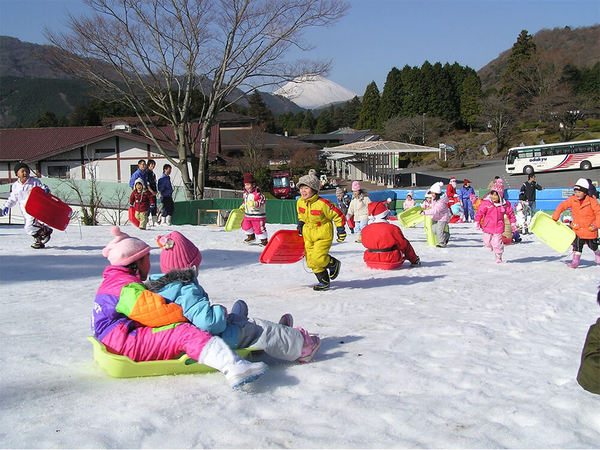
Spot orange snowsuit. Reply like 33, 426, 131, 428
552, 195, 600, 240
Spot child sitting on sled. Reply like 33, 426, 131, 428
361, 201, 420, 270
239, 173, 268, 246
93, 226, 267, 388
129, 178, 154, 230
0, 162, 52, 248
146, 231, 321, 363
577, 286, 600, 395
297, 173, 346, 291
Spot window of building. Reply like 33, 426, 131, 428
95, 148, 115, 157
48, 166, 70, 178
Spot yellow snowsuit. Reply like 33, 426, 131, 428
297, 194, 345, 273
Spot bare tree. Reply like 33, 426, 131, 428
101, 184, 130, 226
479, 96, 517, 153
237, 128, 269, 175
46, 0, 348, 199
60, 158, 103, 225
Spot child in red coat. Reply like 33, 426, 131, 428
361, 202, 421, 270
130, 179, 155, 230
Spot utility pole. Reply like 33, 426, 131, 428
422, 113, 426, 145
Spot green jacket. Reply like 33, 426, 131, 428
577, 318, 600, 395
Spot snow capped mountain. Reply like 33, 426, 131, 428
274, 74, 357, 109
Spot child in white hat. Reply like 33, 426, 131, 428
423, 182, 451, 247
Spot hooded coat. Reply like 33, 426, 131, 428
361, 220, 419, 270
474, 196, 516, 234
552, 195, 600, 240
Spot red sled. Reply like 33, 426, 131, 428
259, 230, 305, 264
128, 207, 140, 228
25, 186, 72, 231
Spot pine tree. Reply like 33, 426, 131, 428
427, 62, 457, 122
248, 90, 276, 132
315, 109, 334, 133
460, 72, 482, 131
501, 29, 537, 108
379, 67, 403, 123
301, 109, 316, 133
342, 96, 361, 127
356, 81, 381, 129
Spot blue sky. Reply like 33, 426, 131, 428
1, 0, 598, 95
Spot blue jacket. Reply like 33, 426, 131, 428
158, 174, 173, 197
129, 169, 148, 188
458, 186, 475, 202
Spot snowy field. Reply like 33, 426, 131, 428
0, 221, 599, 448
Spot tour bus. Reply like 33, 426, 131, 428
505, 139, 600, 175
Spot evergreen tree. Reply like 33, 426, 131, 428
427, 62, 457, 122
342, 96, 361, 127
400, 65, 420, 117
332, 105, 344, 129
460, 72, 482, 131
356, 81, 381, 129
34, 111, 66, 127
301, 109, 316, 133
248, 90, 276, 133
315, 108, 334, 133
501, 29, 537, 108
379, 67, 403, 123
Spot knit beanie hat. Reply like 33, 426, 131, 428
463, 179, 470, 184
491, 179, 505, 198
157, 231, 202, 273
14, 162, 29, 175
297, 174, 320, 192
134, 178, 144, 187
574, 178, 590, 194
430, 181, 443, 194
368, 201, 389, 220
351, 181, 361, 191
102, 226, 150, 266
243, 173, 255, 184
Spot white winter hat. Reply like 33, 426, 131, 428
430, 181, 443, 194
574, 178, 590, 193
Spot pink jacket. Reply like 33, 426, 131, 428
474, 198, 516, 234
423, 196, 450, 222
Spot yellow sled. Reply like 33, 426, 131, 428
398, 206, 424, 228
424, 215, 438, 247
529, 210, 576, 253
225, 209, 244, 232
88, 337, 252, 378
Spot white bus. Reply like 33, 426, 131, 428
505, 139, 600, 175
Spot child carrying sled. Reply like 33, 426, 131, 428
145, 231, 321, 363
239, 173, 268, 246
552, 178, 600, 268
0, 162, 52, 248
297, 173, 346, 291
361, 201, 420, 270
93, 226, 267, 388
129, 178, 154, 230
473, 180, 516, 264
423, 182, 451, 248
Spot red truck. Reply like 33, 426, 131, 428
271, 170, 295, 199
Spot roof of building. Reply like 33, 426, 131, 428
323, 140, 440, 154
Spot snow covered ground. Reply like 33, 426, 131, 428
0, 221, 598, 448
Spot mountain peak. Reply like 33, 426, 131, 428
274, 75, 357, 109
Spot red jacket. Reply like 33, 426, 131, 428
361, 221, 418, 270
130, 190, 154, 212
552, 195, 600, 239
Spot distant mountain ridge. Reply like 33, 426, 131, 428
275, 74, 358, 109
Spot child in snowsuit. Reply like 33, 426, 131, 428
347, 181, 371, 243
552, 178, 600, 268
145, 231, 321, 363
297, 173, 346, 291
361, 201, 420, 270
336, 187, 354, 234
239, 173, 268, 246
403, 191, 415, 210
423, 182, 450, 248
473, 182, 517, 263
129, 179, 154, 230
92, 226, 267, 388
576, 287, 600, 395
514, 192, 531, 235
458, 179, 475, 222
0, 162, 53, 249
157, 164, 174, 226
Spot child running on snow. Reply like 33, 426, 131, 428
239, 173, 268, 246
129, 179, 154, 230
552, 178, 600, 268
297, 173, 346, 291
473, 181, 517, 263
346, 181, 371, 243
0, 162, 53, 248
423, 182, 451, 248
93, 226, 267, 389
514, 192, 531, 235
145, 231, 321, 363
361, 201, 420, 269
335, 187, 354, 234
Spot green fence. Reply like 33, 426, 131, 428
172, 198, 298, 225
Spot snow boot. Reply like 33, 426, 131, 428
313, 271, 330, 291
495, 253, 502, 264
279, 313, 294, 328
326, 256, 341, 280
231, 299, 248, 320
259, 238, 268, 247
595, 250, 600, 264
198, 336, 267, 389
165, 215, 172, 226
296, 329, 321, 364
410, 257, 421, 267
244, 233, 255, 243
39, 226, 53, 244
355, 234, 362, 243
567, 252, 581, 269
31, 239, 45, 249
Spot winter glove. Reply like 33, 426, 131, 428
0, 207, 8, 216
336, 226, 347, 243
297, 221, 305, 236
43, 186, 50, 194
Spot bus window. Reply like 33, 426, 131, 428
507, 151, 518, 164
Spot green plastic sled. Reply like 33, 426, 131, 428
424, 215, 438, 247
88, 337, 252, 378
225, 209, 244, 232
530, 210, 576, 253
398, 206, 424, 228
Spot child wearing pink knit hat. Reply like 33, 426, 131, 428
93, 226, 267, 389
145, 231, 321, 363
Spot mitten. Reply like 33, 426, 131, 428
297, 221, 305, 236
336, 226, 347, 242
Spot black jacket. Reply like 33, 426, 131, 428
520, 180, 543, 202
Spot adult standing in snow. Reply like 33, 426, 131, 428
92, 226, 267, 388
157, 164, 174, 226
520, 174, 543, 213
458, 179, 476, 222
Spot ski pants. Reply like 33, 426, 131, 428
242, 216, 267, 239
233, 317, 304, 361
573, 236, 599, 253
462, 199, 474, 222
483, 232, 503, 257
161, 196, 174, 217
432, 220, 450, 246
